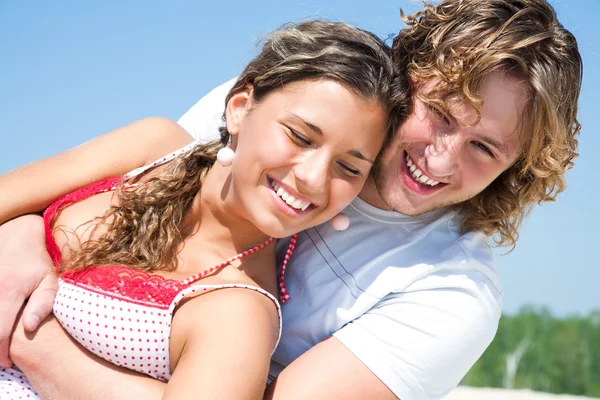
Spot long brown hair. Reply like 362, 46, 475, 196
61, 20, 408, 273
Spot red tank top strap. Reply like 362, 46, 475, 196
178, 234, 297, 303
43, 176, 121, 271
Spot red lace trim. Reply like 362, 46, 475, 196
61, 266, 187, 308
43, 176, 121, 274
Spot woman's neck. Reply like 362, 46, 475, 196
182, 164, 270, 255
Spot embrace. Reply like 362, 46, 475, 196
0, 0, 582, 399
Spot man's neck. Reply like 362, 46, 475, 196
358, 176, 391, 210
359, 175, 452, 215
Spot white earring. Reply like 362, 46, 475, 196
216, 147, 235, 167
331, 213, 350, 231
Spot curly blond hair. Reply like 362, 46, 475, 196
61, 20, 406, 273
392, 0, 582, 249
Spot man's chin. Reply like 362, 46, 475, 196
383, 192, 458, 216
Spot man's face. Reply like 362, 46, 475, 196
361, 71, 529, 215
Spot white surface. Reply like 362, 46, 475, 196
444, 386, 596, 400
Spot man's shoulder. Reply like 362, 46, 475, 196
177, 78, 237, 141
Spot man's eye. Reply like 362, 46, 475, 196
473, 141, 495, 158
427, 104, 450, 125
288, 128, 311, 146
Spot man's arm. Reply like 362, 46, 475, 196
0, 215, 57, 368
10, 314, 165, 400
266, 270, 501, 400
265, 336, 397, 400
177, 78, 235, 141
0, 118, 193, 226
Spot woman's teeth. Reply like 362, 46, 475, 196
405, 154, 440, 186
270, 181, 312, 211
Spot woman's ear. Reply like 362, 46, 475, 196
225, 85, 253, 136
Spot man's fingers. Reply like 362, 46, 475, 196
22, 273, 58, 332
0, 215, 54, 367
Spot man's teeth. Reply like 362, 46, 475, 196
271, 181, 311, 211
405, 155, 440, 186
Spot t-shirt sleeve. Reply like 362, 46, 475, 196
333, 268, 502, 400
177, 78, 237, 142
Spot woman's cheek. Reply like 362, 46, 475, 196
331, 180, 361, 210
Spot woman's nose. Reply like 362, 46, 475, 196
294, 151, 329, 197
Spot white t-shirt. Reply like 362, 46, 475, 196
177, 80, 502, 400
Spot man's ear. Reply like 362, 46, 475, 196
225, 85, 253, 136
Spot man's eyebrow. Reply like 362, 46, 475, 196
474, 133, 510, 158
286, 112, 374, 164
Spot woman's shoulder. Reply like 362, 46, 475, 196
169, 281, 282, 364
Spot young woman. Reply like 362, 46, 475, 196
0, 21, 403, 399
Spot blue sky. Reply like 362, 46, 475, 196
1, 0, 598, 316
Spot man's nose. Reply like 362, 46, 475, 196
424, 134, 461, 177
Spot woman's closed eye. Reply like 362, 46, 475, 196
286, 126, 312, 146
337, 161, 361, 177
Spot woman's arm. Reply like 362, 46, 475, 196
166, 288, 280, 400
0, 117, 193, 225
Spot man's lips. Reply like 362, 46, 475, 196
400, 152, 447, 195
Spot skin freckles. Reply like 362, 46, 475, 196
362, 71, 530, 215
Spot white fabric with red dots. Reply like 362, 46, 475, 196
0, 367, 39, 399
53, 278, 281, 381
0, 280, 281, 400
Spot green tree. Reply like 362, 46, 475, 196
462, 306, 600, 397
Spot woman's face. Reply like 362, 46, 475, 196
224, 79, 388, 238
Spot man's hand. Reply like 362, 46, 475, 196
0, 214, 57, 368
10, 313, 164, 400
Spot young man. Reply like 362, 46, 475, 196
0, 0, 581, 399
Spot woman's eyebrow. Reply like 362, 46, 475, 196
286, 112, 322, 135
286, 112, 375, 163
349, 150, 374, 164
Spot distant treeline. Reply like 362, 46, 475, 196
462, 306, 600, 397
